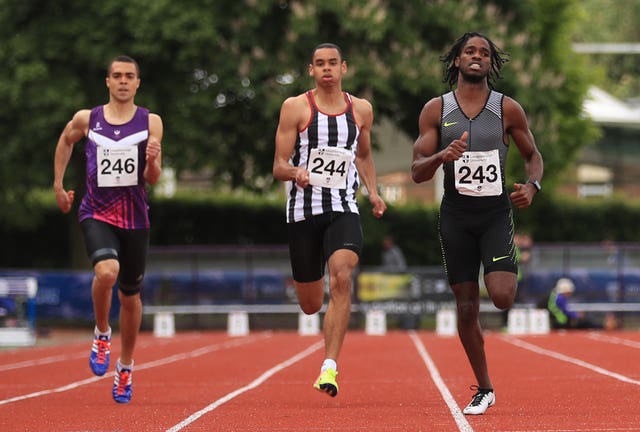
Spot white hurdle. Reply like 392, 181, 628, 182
298, 312, 320, 335
436, 309, 457, 336
528, 309, 550, 334
508, 308, 549, 335
153, 311, 176, 338
365, 309, 387, 335
507, 308, 528, 335
227, 311, 250, 336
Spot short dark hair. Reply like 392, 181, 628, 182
440, 32, 509, 88
311, 43, 343, 63
108, 55, 140, 77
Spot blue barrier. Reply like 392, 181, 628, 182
1, 270, 116, 322
521, 270, 640, 303
143, 270, 291, 306
1, 268, 638, 322
0, 269, 290, 322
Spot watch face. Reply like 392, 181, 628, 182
531, 181, 541, 191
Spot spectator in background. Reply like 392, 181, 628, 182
381, 235, 407, 271
542, 277, 618, 330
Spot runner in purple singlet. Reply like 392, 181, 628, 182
53, 55, 163, 404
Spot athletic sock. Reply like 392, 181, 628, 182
321, 359, 337, 372
117, 359, 134, 370
95, 326, 112, 338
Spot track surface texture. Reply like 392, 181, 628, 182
1, 329, 639, 431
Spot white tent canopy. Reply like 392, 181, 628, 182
583, 86, 640, 128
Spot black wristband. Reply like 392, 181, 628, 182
528, 180, 542, 192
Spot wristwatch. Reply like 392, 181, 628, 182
528, 179, 542, 193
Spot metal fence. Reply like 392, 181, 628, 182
144, 242, 640, 306
145, 245, 295, 306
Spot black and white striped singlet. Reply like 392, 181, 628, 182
285, 91, 361, 223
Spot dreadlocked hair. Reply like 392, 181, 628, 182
440, 32, 509, 89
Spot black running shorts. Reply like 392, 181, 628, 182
80, 218, 149, 287
287, 212, 362, 283
438, 204, 517, 285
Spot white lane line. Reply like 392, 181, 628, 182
0, 333, 273, 406
409, 331, 474, 432
0, 332, 201, 372
501, 336, 640, 385
0, 352, 86, 372
587, 332, 640, 349
166, 340, 324, 432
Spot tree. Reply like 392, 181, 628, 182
0, 0, 597, 229
571, 0, 640, 101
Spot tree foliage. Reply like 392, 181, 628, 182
0, 0, 598, 228
572, 0, 640, 101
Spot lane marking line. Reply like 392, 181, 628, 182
501, 336, 640, 385
0, 332, 201, 372
166, 340, 324, 432
587, 332, 640, 349
0, 332, 273, 406
0, 353, 86, 372
409, 331, 474, 432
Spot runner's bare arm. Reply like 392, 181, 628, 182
144, 113, 163, 185
273, 95, 311, 187
53, 110, 90, 213
353, 97, 386, 218
412, 97, 471, 184
505, 97, 544, 209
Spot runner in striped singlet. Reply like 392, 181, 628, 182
412, 33, 544, 415
54, 56, 163, 404
273, 43, 387, 397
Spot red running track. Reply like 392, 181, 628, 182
1, 329, 639, 431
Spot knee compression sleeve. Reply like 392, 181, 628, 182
90, 248, 118, 266
118, 283, 141, 296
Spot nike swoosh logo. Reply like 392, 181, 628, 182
492, 255, 509, 262
443, 121, 458, 127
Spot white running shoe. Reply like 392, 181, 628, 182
463, 386, 495, 415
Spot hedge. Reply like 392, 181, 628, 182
3, 191, 640, 269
